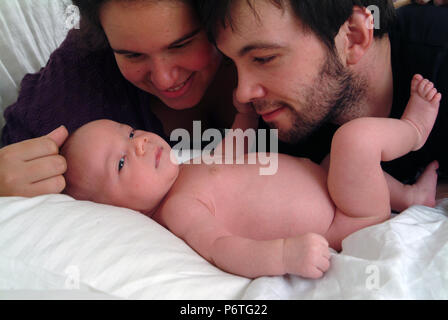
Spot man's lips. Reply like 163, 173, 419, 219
258, 107, 286, 122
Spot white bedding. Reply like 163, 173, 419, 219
0, 0, 71, 138
0, 195, 447, 300
1, 0, 447, 300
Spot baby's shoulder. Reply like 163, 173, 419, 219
161, 192, 214, 218
157, 192, 216, 237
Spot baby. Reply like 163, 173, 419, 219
61, 75, 441, 279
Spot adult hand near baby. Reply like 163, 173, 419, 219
0, 126, 68, 197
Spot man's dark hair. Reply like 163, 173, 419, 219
195, 0, 396, 50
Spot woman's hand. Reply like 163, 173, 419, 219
0, 126, 68, 197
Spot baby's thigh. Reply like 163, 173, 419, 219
325, 208, 389, 251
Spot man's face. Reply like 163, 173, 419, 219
216, 0, 366, 143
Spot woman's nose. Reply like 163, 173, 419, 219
134, 135, 149, 156
149, 57, 179, 91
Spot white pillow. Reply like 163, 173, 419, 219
0, 195, 250, 299
0, 0, 72, 134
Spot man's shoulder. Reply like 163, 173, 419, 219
392, 4, 448, 46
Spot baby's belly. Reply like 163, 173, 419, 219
212, 154, 336, 240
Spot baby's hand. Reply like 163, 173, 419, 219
283, 233, 331, 279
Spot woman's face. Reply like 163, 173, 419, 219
100, 0, 222, 110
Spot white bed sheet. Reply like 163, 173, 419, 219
0, 195, 447, 300
0, 0, 71, 135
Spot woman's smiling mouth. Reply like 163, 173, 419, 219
159, 73, 195, 99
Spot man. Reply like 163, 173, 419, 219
196, 0, 448, 183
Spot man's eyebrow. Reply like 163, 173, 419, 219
112, 28, 202, 55
238, 43, 283, 57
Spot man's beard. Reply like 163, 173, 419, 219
255, 50, 368, 144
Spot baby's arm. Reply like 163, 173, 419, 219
160, 196, 331, 279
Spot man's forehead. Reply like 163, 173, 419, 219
215, 0, 296, 55
221, 0, 286, 33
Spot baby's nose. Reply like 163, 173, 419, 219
135, 136, 149, 156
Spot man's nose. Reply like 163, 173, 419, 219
235, 71, 267, 104
134, 135, 149, 156
149, 57, 179, 91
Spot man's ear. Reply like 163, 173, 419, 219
343, 6, 374, 66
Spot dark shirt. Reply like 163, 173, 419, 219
1, 29, 166, 145
277, 4, 448, 183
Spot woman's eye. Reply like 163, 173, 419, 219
118, 157, 125, 172
253, 56, 276, 65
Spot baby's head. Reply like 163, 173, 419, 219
61, 120, 179, 215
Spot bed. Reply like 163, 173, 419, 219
1, 0, 447, 300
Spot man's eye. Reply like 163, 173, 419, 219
253, 56, 276, 65
118, 157, 125, 172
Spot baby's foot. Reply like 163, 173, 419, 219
405, 160, 439, 208
401, 74, 442, 151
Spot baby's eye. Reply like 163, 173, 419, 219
118, 157, 125, 172
129, 130, 135, 139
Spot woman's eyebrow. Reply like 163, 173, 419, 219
112, 28, 202, 55
112, 48, 141, 55
168, 28, 201, 48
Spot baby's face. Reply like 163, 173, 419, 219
65, 120, 179, 215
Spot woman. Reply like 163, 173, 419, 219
0, 0, 240, 197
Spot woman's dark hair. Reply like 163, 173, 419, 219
71, 0, 113, 50
71, 0, 193, 51
195, 0, 397, 50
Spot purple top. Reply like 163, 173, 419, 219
2, 30, 166, 145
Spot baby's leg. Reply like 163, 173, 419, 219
325, 75, 441, 249
387, 161, 439, 212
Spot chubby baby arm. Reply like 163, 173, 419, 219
212, 233, 331, 279
160, 196, 331, 279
